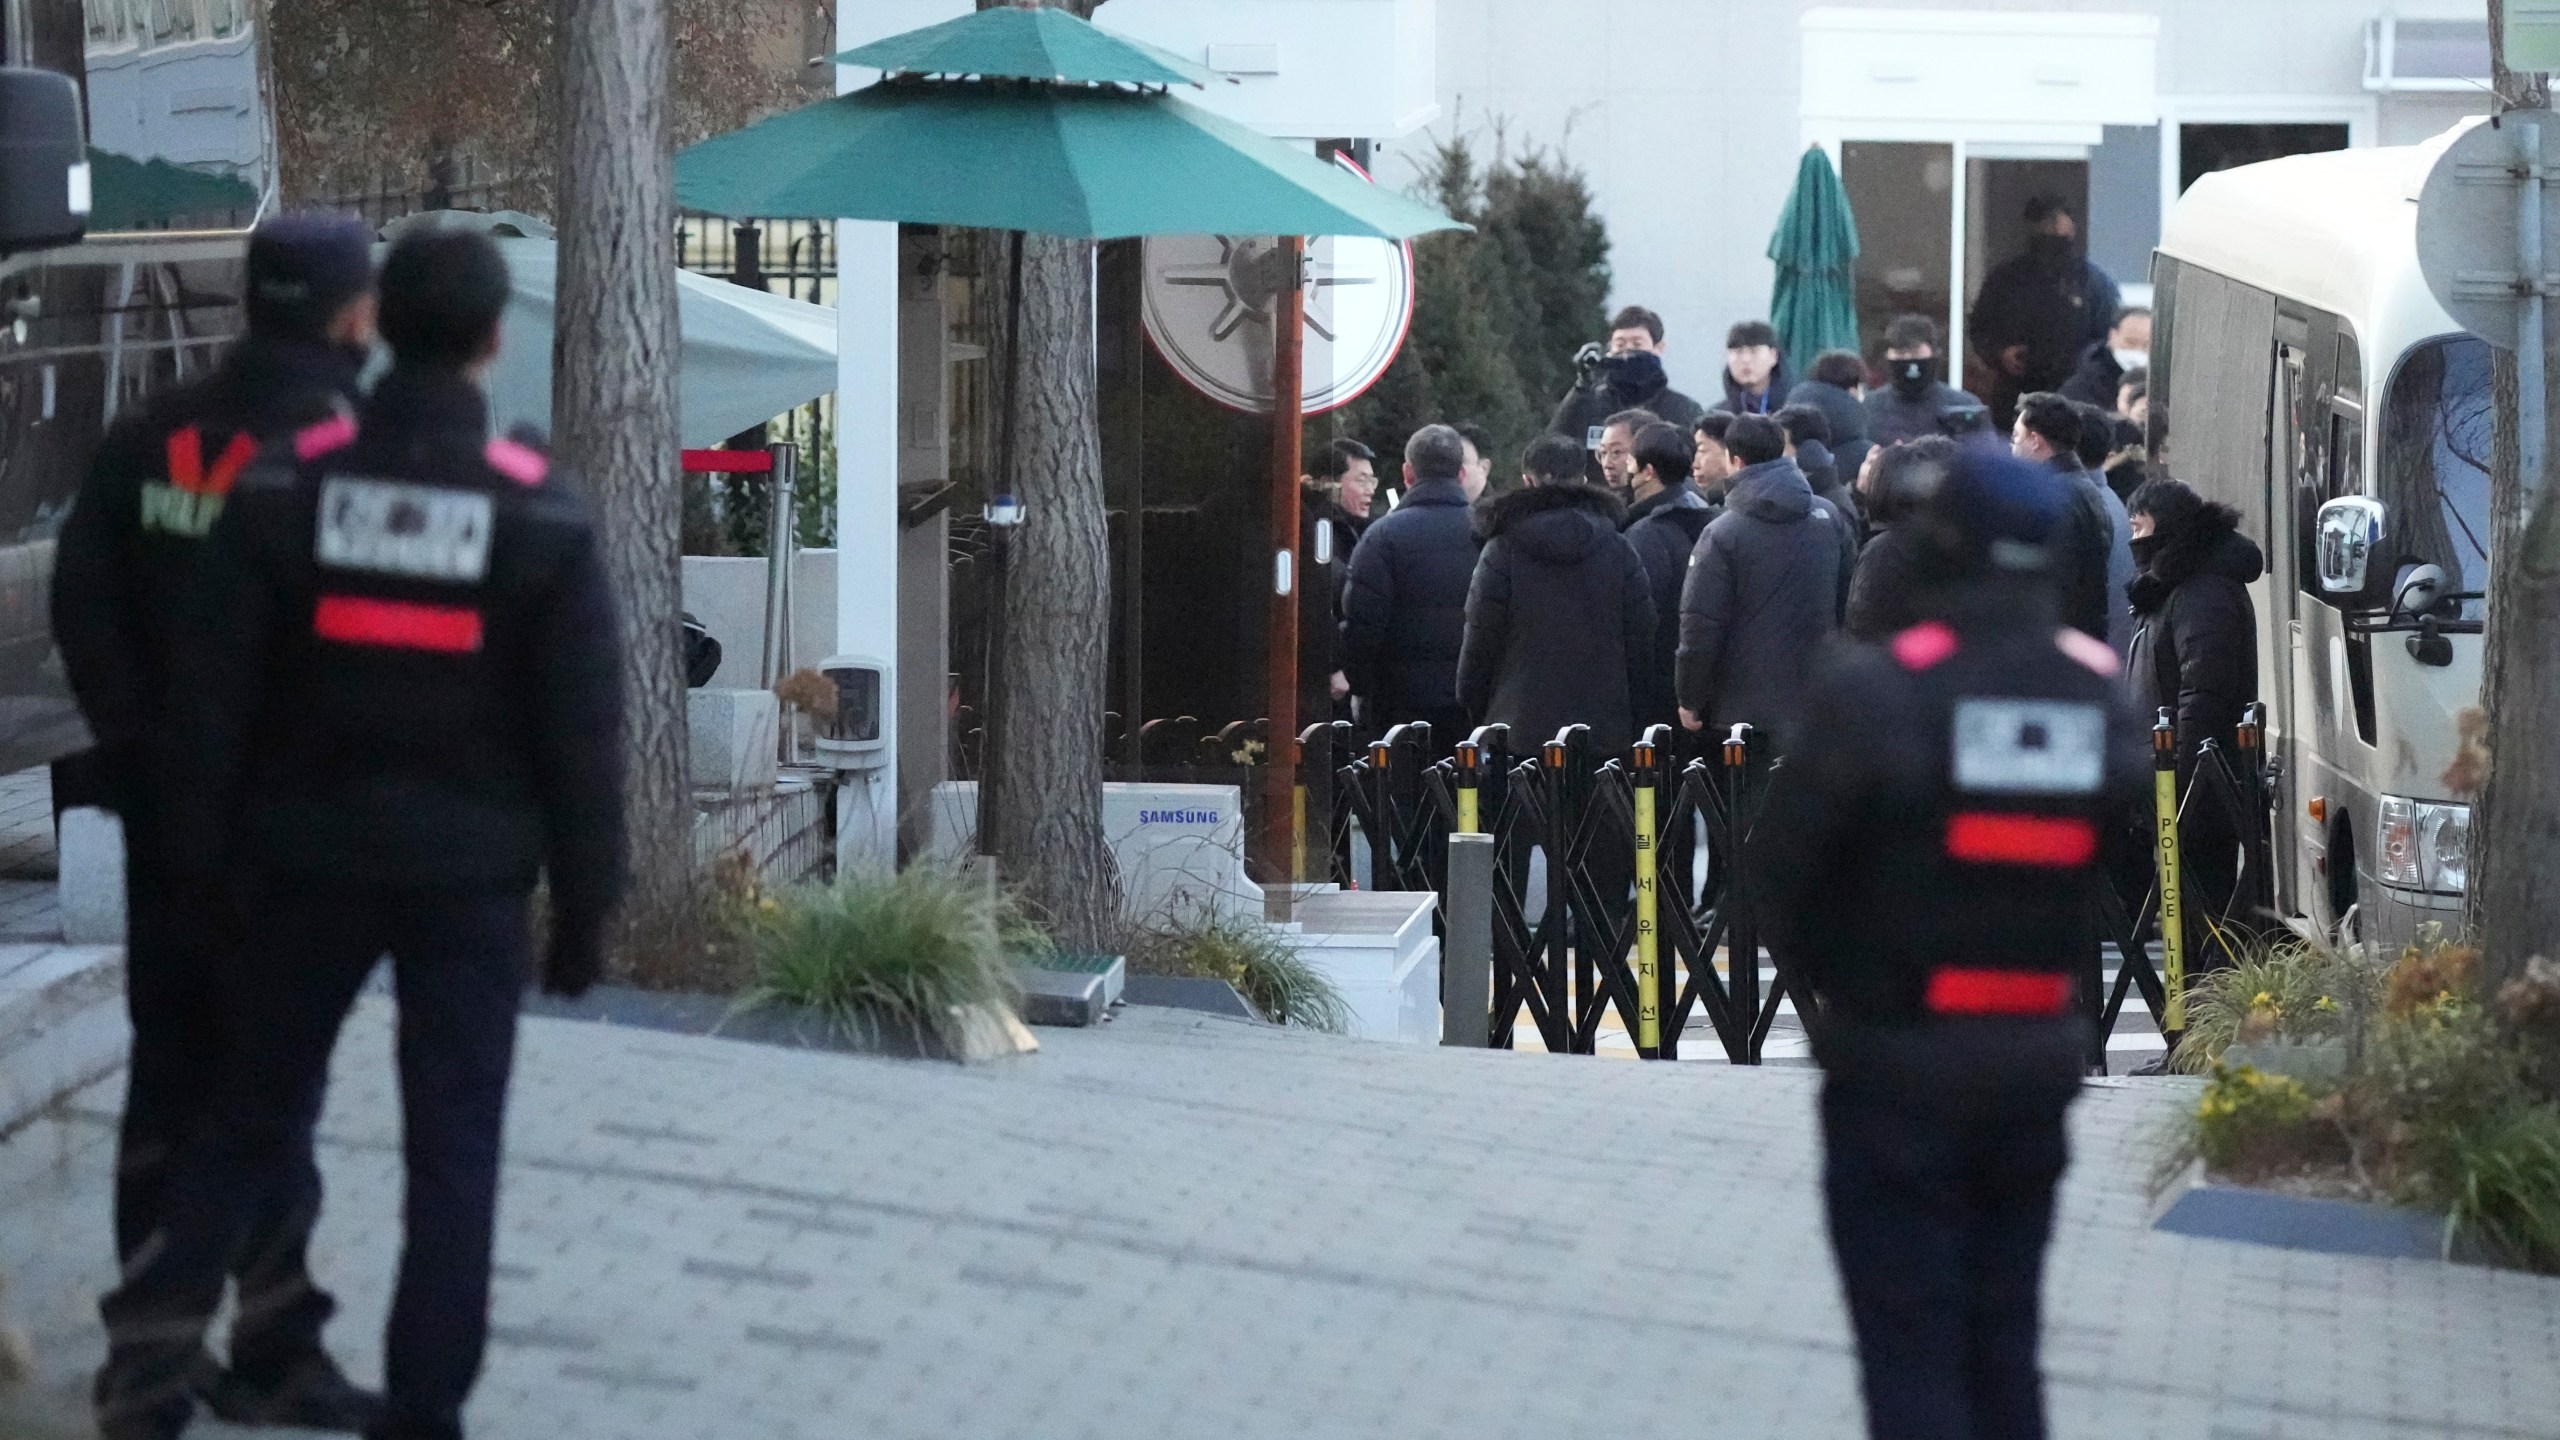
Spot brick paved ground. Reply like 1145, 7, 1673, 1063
0, 767, 61, 942
5, 1000, 2556, 1440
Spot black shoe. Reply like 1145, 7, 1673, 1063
206, 1351, 387, 1433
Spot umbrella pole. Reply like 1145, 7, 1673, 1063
1262, 236, 1306, 917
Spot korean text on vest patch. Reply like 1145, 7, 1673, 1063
1951, 698, 2104, 795
316, 477, 493, 583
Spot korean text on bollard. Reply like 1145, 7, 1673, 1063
1631, 732, 1663, 1059
2151, 707, 2188, 1047
1723, 721, 1761, 1057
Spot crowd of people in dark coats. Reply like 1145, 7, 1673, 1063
1311, 281, 2255, 974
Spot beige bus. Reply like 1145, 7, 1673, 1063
2150, 122, 2490, 949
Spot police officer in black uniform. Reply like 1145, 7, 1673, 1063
51, 212, 384, 1431
1749, 444, 2146, 1440
93, 227, 626, 1440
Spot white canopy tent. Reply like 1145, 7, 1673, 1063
377, 211, 837, 446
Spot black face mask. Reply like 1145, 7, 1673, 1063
1890, 357, 1932, 401
2129, 532, 2164, 569
2029, 233, 2076, 264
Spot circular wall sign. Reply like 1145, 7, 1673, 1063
1139, 154, 1416, 416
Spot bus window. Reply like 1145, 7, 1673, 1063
2379, 336, 2493, 622
2282, 348, 2319, 596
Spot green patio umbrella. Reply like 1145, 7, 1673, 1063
1766, 145, 1861, 381
673, 9, 1459, 242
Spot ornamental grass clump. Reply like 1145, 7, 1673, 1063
2171, 928, 2560, 1272
1125, 911, 1350, 1034
740, 866, 1026, 1053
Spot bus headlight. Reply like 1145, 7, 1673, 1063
2378, 796, 2469, 894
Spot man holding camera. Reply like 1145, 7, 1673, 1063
1552, 305, 1706, 484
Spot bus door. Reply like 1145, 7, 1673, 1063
2269, 316, 2326, 922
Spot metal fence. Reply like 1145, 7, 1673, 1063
1096, 701, 2280, 1068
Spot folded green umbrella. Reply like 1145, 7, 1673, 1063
1767, 145, 1862, 380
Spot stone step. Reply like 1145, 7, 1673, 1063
0, 944, 126, 1137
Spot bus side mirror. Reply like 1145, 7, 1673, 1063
2315, 496, 2392, 608
0, 68, 89, 258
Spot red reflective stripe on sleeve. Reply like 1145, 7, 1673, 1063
312, 595, 484, 653
1925, 968, 2073, 1016
1944, 812, 2098, 867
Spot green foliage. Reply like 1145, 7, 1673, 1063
738, 867, 1026, 1052
2172, 930, 2382, 1073
1126, 912, 1350, 1033
1320, 128, 1613, 494
2443, 1102, 2560, 1272
2175, 931, 2560, 1271
2193, 1064, 2333, 1176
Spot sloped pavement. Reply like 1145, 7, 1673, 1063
4, 1000, 2557, 1440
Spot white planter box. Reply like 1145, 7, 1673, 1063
1285, 889, 1440, 1045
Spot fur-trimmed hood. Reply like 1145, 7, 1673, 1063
1473, 481, 1627, 562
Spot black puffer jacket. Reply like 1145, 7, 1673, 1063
1457, 483, 1653, 756
2126, 507, 2263, 777
1675, 458, 1846, 736
1846, 526, 1934, 643
1866, 379, 1988, 445
1786, 378, 1875, 504
1622, 480, 1716, 728
1339, 477, 1480, 721
1551, 370, 1707, 461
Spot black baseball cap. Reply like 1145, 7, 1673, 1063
245, 212, 375, 341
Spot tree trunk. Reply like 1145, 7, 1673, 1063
2470, 5, 2560, 990
554, 0, 691, 975
984, 231, 1120, 951
972, 0, 1119, 951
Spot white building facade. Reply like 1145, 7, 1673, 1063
1407, 1, 2492, 389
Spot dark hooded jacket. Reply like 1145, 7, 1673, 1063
1457, 483, 1654, 756
2126, 505, 2263, 777
1722, 354, 1797, 417
1786, 378, 1875, 503
1675, 457, 1846, 736
1866, 377, 1989, 445
1340, 476, 1480, 721
1621, 479, 1716, 728
2059, 339, 2132, 409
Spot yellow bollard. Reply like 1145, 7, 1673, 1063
1633, 741, 1661, 1056
2152, 710, 2186, 1037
